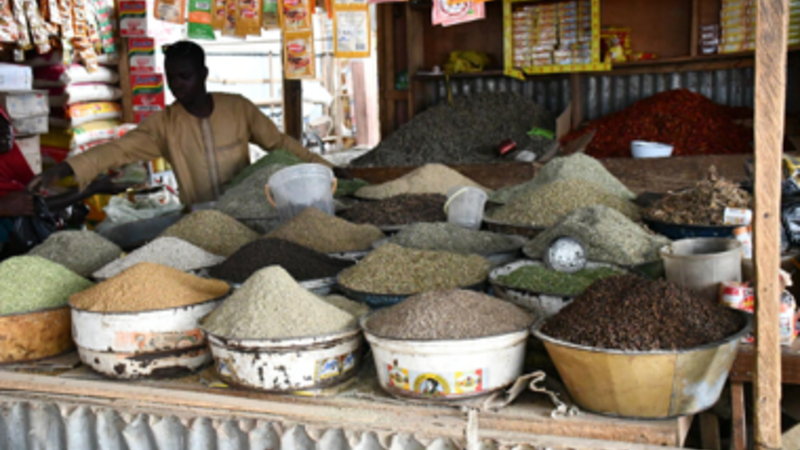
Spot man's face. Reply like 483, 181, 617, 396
165, 58, 208, 104
0, 115, 13, 155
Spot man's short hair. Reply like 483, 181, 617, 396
163, 41, 206, 68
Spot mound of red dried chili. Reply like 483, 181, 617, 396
562, 89, 753, 158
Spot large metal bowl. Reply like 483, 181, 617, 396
362, 315, 529, 401
533, 311, 753, 419
204, 327, 364, 392
643, 217, 738, 240
0, 306, 73, 364
337, 280, 487, 309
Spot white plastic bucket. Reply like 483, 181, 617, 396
363, 318, 528, 400
265, 164, 337, 223
445, 186, 487, 230
660, 238, 743, 301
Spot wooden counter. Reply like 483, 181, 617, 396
0, 356, 691, 450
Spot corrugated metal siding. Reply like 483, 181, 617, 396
417, 67, 758, 120
581, 68, 755, 120
0, 398, 469, 450
421, 76, 572, 115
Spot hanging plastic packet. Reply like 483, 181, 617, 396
13, 0, 32, 50
0, 0, 20, 44
236, 0, 261, 36
72, 0, 100, 72
222, 0, 238, 36
279, 0, 312, 31
154, 0, 186, 24
283, 31, 314, 79
84, 0, 103, 51
333, 8, 369, 58
262, 0, 278, 29
188, 0, 216, 39
46, 0, 60, 26
58, 0, 73, 38
211, 0, 226, 29
23, 0, 51, 54
91, 0, 117, 54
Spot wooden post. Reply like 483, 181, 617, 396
283, 78, 303, 140
754, 0, 789, 449
406, 3, 425, 118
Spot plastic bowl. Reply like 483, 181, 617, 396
631, 140, 674, 159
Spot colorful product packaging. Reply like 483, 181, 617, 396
130, 74, 166, 123
154, 0, 187, 24
128, 37, 156, 74
334, 8, 370, 57
236, 0, 262, 36
262, 0, 279, 28
211, 0, 226, 29
279, 0, 312, 31
283, 31, 315, 79
188, 0, 216, 39
119, 0, 147, 36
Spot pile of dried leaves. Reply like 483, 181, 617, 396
645, 166, 751, 225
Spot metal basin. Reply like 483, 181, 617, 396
533, 311, 753, 419
71, 297, 225, 379
0, 306, 73, 364
204, 327, 364, 392
489, 259, 625, 319
363, 316, 529, 400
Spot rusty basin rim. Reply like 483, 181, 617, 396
489, 259, 628, 298
0, 304, 70, 319
361, 313, 532, 345
204, 326, 362, 351
532, 309, 753, 356
218, 361, 361, 393
68, 294, 228, 316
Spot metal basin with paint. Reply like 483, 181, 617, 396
362, 316, 530, 401
0, 306, 73, 364
204, 327, 364, 392
533, 311, 752, 419
71, 298, 225, 379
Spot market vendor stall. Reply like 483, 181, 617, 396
0, 0, 795, 448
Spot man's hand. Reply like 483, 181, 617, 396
0, 192, 34, 217
333, 166, 355, 180
27, 162, 74, 193
86, 174, 136, 196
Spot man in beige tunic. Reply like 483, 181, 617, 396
34, 41, 342, 206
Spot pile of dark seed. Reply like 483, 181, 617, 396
542, 275, 743, 351
209, 239, 353, 284
350, 93, 555, 167
338, 194, 447, 226
366, 289, 534, 340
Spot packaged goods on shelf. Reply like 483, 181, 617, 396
505, 0, 608, 76
47, 84, 122, 107
33, 65, 119, 87
0, 63, 33, 90
0, 90, 48, 118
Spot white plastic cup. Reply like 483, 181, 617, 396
265, 164, 337, 223
445, 186, 487, 230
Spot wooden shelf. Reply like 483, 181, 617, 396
412, 45, 800, 80
413, 69, 505, 80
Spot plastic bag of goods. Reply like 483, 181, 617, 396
50, 102, 122, 128
47, 84, 122, 106
34, 65, 120, 87
41, 120, 120, 150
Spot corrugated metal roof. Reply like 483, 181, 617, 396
0, 397, 466, 450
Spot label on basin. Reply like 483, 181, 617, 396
114, 328, 205, 351
387, 364, 486, 397
315, 352, 357, 381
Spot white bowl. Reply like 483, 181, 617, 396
631, 140, 674, 158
